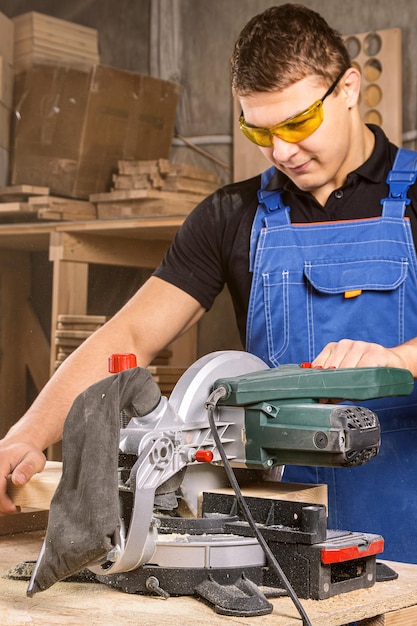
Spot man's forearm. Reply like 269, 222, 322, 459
4, 323, 136, 449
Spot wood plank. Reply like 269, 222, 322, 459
155, 176, 219, 195
51, 231, 170, 268
57, 314, 108, 325
360, 604, 417, 624
21, 299, 50, 393
0, 184, 49, 202
0, 201, 37, 216
15, 38, 99, 59
7, 461, 62, 510
95, 197, 201, 219
117, 158, 220, 184
90, 188, 205, 205
49, 254, 88, 376
29, 196, 98, 221
205, 481, 328, 510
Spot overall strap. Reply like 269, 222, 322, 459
257, 166, 291, 221
381, 147, 417, 218
249, 167, 290, 271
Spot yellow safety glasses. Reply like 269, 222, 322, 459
239, 71, 345, 146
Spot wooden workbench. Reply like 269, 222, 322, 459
1, 531, 417, 626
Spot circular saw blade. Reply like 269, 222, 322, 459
169, 351, 268, 515
169, 350, 268, 424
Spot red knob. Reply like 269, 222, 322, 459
108, 353, 137, 373
195, 450, 214, 463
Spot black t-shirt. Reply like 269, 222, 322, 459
154, 126, 417, 345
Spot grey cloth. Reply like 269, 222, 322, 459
27, 367, 161, 596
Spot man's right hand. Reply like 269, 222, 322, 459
0, 443, 46, 514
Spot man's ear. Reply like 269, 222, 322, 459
341, 67, 361, 109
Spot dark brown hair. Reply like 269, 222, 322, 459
231, 4, 351, 95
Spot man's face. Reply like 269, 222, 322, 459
239, 72, 363, 205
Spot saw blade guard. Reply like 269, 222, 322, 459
89, 350, 269, 576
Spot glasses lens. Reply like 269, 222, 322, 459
239, 122, 273, 147
240, 100, 324, 146
277, 101, 324, 142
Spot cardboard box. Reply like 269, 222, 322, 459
11, 64, 180, 198
0, 101, 10, 151
0, 146, 9, 186
0, 56, 13, 108
0, 12, 13, 66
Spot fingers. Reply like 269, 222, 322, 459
313, 339, 401, 369
10, 450, 46, 486
0, 446, 46, 515
0, 474, 19, 515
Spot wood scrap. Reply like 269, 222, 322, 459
147, 364, 187, 396
117, 158, 221, 183
93, 192, 203, 219
0, 184, 49, 202
29, 195, 97, 221
0, 186, 97, 222
54, 315, 173, 370
0, 201, 39, 220
54, 314, 108, 368
7, 461, 62, 511
150, 349, 173, 366
204, 482, 328, 511
57, 314, 109, 331
91, 158, 221, 220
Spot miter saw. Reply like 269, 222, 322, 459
27, 350, 414, 619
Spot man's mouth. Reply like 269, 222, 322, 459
287, 159, 312, 175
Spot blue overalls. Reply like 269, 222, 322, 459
246, 148, 417, 563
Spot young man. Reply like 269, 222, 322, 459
1, 4, 417, 562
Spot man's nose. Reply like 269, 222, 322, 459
271, 134, 299, 162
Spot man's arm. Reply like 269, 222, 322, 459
0, 276, 205, 514
313, 337, 417, 377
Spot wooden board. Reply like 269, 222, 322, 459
7, 461, 62, 510
0, 184, 49, 202
90, 188, 206, 204
204, 481, 328, 511
94, 191, 204, 219
29, 196, 97, 221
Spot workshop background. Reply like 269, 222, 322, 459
0, 0, 416, 433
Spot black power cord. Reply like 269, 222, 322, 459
205, 387, 313, 626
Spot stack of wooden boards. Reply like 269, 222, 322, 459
0, 184, 97, 221
0, 159, 221, 222
54, 314, 185, 396
54, 314, 109, 370
12, 11, 100, 73
90, 159, 221, 219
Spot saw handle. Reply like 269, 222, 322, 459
214, 364, 415, 406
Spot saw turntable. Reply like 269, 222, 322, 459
26, 350, 413, 621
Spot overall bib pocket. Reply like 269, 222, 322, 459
263, 258, 408, 364
304, 257, 408, 353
